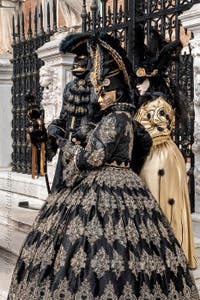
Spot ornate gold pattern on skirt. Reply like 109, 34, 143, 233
8, 167, 199, 299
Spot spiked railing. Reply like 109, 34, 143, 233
11, 1, 57, 174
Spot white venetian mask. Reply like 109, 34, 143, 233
136, 78, 150, 96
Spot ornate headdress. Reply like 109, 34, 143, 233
135, 29, 182, 81
88, 33, 134, 96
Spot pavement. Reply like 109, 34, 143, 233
0, 241, 200, 299
193, 240, 200, 295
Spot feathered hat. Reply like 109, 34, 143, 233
135, 29, 182, 81
88, 33, 134, 95
59, 33, 91, 56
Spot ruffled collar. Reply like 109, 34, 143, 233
103, 102, 135, 115
89, 102, 135, 124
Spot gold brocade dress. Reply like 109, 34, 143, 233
134, 96, 197, 269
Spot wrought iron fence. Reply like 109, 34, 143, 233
82, 0, 199, 211
11, 1, 57, 174
10, 0, 198, 210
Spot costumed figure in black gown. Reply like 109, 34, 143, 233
47, 33, 96, 193
7, 34, 199, 299
133, 29, 196, 269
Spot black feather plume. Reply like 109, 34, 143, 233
59, 33, 91, 55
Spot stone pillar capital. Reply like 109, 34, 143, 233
179, 4, 200, 32
36, 31, 74, 181
36, 31, 74, 126
0, 54, 12, 168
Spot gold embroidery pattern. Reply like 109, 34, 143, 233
7, 166, 199, 299
111, 250, 125, 278
76, 279, 93, 300
70, 247, 87, 276
98, 114, 117, 144
91, 247, 110, 279
66, 215, 84, 244
119, 282, 138, 300
100, 281, 118, 300
85, 218, 104, 246
81, 187, 96, 213
152, 282, 168, 300
86, 148, 105, 167
52, 277, 73, 299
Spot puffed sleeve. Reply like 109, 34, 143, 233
62, 112, 127, 172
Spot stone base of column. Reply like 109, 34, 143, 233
0, 169, 47, 256
0, 169, 48, 299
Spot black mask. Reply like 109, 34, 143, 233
72, 55, 89, 78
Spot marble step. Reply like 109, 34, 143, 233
0, 247, 17, 300
0, 169, 48, 200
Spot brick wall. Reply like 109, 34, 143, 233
21, 0, 39, 36
21, 0, 66, 35
20, 1, 190, 48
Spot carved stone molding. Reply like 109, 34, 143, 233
0, 55, 12, 168
39, 65, 62, 126
37, 31, 74, 181
0, 55, 12, 84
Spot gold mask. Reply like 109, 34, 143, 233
98, 90, 116, 110
134, 96, 175, 144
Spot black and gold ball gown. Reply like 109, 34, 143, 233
8, 103, 199, 299
134, 95, 197, 269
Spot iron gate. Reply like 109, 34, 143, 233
11, 0, 199, 210
81, 0, 200, 211
11, 1, 57, 174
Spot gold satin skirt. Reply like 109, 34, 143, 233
140, 139, 197, 269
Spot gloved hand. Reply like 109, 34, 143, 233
48, 124, 66, 140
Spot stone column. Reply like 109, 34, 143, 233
180, 4, 200, 238
36, 31, 74, 181
0, 55, 12, 168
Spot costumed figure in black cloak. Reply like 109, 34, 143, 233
47, 32, 96, 193
134, 29, 197, 269
7, 34, 199, 299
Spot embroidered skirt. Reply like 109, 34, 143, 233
8, 167, 199, 299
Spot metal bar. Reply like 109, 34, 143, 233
12, 15, 16, 45
21, 11, 25, 41
113, 0, 117, 24
127, 0, 135, 65
90, 0, 98, 31
28, 9, 32, 40
17, 13, 20, 42
34, 5, 38, 37
53, 0, 57, 32
47, 2, 51, 35
102, 0, 106, 27
39, 3, 44, 35
81, 0, 87, 32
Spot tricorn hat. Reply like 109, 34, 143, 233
59, 33, 91, 56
